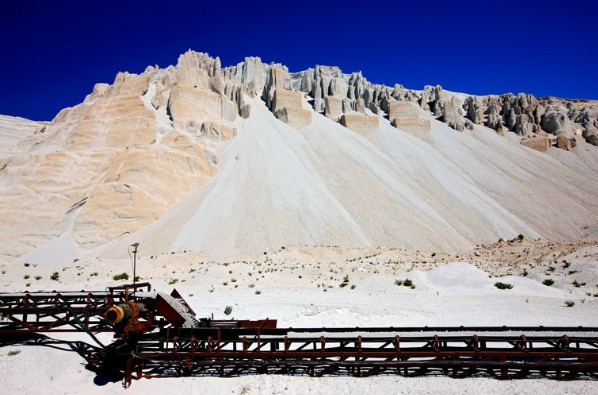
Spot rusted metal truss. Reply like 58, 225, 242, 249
0, 291, 115, 332
86, 327, 598, 386
1, 286, 598, 388
0, 284, 152, 333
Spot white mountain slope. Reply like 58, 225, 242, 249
1, 51, 597, 263
103, 96, 596, 261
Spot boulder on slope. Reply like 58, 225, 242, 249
340, 113, 379, 133
520, 136, 551, 152
388, 101, 420, 119
391, 117, 431, 137
274, 107, 312, 129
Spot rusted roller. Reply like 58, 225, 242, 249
105, 302, 144, 325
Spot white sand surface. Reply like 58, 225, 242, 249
1, 243, 597, 394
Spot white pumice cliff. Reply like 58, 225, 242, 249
1, 51, 598, 263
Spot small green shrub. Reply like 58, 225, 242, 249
90, 272, 99, 277
168, 279, 178, 285
495, 282, 514, 290
23, 275, 30, 280
522, 269, 528, 277
255, 290, 261, 295
572, 280, 586, 288
543, 279, 554, 286
112, 272, 129, 281
403, 279, 413, 287
339, 282, 348, 288
562, 261, 571, 269
50, 272, 60, 281
565, 300, 575, 307
7, 350, 20, 356
394, 279, 403, 286
34, 275, 42, 281
351, 284, 356, 289
224, 306, 233, 315
518, 234, 524, 240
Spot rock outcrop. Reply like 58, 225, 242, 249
274, 107, 312, 129
520, 136, 552, 152
391, 117, 431, 137
1, 50, 598, 262
340, 113, 379, 133
388, 101, 431, 137
459, 93, 598, 148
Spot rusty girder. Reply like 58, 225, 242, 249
2, 286, 598, 388
86, 326, 598, 387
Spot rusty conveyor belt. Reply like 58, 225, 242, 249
1, 286, 597, 387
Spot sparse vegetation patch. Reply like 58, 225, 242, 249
112, 273, 129, 281
494, 282, 514, 290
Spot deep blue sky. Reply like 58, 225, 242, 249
1, 0, 597, 121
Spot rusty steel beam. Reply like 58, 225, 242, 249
85, 328, 598, 387
0, 291, 114, 332
3, 288, 598, 388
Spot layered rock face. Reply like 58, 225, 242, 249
1, 50, 598, 262
256, 62, 598, 148
0, 115, 40, 153
460, 93, 598, 149
388, 101, 430, 137
1, 52, 242, 258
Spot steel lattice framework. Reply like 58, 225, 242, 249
1, 284, 597, 387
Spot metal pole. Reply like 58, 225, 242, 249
131, 243, 139, 288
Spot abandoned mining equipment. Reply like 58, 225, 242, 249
1, 282, 597, 388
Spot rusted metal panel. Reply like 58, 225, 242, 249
153, 293, 186, 327
170, 288, 196, 316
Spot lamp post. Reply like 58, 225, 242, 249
131, 243, 139, 288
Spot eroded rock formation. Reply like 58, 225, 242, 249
2, 50, 598, 261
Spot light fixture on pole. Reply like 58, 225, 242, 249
131, 242, 139, 287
